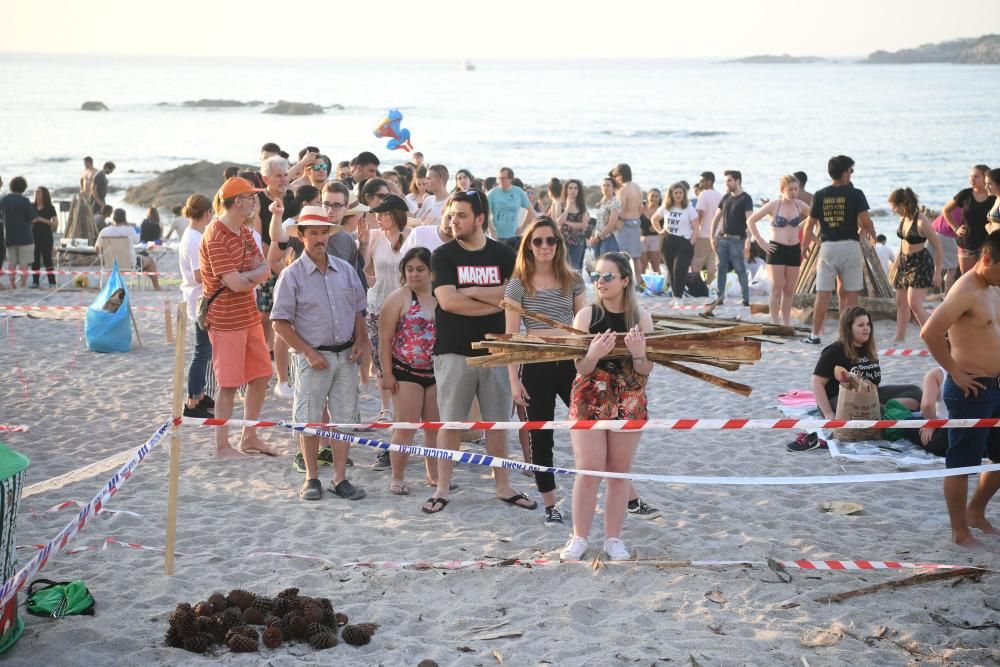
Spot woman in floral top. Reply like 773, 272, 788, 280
590, 177, 621, 259
554, 178, 590, 271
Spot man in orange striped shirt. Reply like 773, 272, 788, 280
199, 177, 275, 457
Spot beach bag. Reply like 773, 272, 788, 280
196, 286, 226, 331
882, 399, 913, 442
84, 261, 131, 353
25, 579, 95, 618
833, 376, 882, 442
685, 272, 709, 297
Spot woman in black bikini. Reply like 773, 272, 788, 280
887, 188, 942, 344
746, 175, 809, 326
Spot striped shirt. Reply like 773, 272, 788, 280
198, 219, 263, 331
269, 252, 367, 348
504, 276, 585, 330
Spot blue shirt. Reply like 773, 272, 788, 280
487, 186, 530, 239
0, 194, 36, 246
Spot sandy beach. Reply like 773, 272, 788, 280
1, 271, 998, 665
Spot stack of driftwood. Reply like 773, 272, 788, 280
793, 240, 897, 318
469, 302, 763, 396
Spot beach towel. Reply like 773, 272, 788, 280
84, 260, 132, 353
776, 399, 941, 467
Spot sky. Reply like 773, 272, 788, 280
3, 0, 999, 59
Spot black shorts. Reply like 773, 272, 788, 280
392, 358, 435, 389
766, 242, 801, 266
893, 248, 934, 290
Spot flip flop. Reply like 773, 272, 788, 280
498, 493, 537, 510
389, 482, 410, 496
427, 480, 459, 490
241, 445, 278, 457
421, 497, 449, 514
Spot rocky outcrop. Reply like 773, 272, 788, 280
124, 160, 253, 208
262, 100, 324, 115
182, 99, 264, 108
81, 101, 108, 111
725, 54, 827, 64
866, 34, 1000, 64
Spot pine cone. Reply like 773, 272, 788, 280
193, 601, 213, 617
289, 615, 307, 640
309, 629, 337, 650
207, 615, 228, 643
271, 597, 288, 618
252, 595, 274, 615
164, 626, 184, 648
305, 622, 327, 641
276, 587, 300, 599
242, 608, 266, 625
229, 625, 259, 641
168, 609, 197, 638
262, 626, 283, 649
354, 622, 379, 637
418, 661, 440, 667
227, 589, 255, 610
335, 612, 349, 627
207, 592, 228, 611
341, 624, 371, 646
182, 633, 211, 654
264, 614, 282, 628
175, 602, 194, 614
321, 606, 338, 629
226, 632, 258, 653
302, 603, 323, 625
221, 607, 244, 630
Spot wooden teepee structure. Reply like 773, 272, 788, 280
793, 239, 897, 317
63, 196, 99, 244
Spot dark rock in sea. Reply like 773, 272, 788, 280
156, 102, 171, 106
81, 101, 108, 111
262, 100, 324, 115
725, 54, 827, 64
124, 160, 254, 208
183, 99, 251, 108
325, 103, 345, 110
866, 34, 1000, 64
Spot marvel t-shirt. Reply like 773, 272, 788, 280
719, 192, 753, 238
810, 185, 869, 242
431, 238, 515, 356
813, 341, 881, 402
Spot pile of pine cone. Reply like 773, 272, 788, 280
164, 587, 378, 654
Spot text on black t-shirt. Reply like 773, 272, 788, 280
812, 341, 881, 402
810, 184, 869, 242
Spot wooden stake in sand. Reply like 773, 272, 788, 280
165, 303, 188, 575
164, 299, 174, 343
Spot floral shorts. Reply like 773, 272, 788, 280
893, 248, 935, 290
569, 367, 648, 420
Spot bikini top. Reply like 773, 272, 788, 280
989, 204, 1000, 224
771, 200, 802, 228
896, 216, 926, 244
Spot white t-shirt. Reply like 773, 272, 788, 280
400, 224, 448, 254
658, 205, 699, 239
416, 194, 448, 224
95, 224, 140, 264
178, 227, 203, 320
695, 188, 723, 235
875, 243, 895, 275
404, 193, 422, 215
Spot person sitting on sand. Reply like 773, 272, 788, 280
920, 229, 1000, 549
810, 305, 922, 420
198, 177, 275, 457
95, 208, 162, 290
560, 251, 655, 562
378, 247, 441, 495
270, 205, 368, 502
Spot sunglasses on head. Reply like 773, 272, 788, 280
530, 236, 558, 247
590, 272, 623, 283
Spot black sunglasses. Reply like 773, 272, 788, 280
530, 236, 558, 247
590, 271, 623, 283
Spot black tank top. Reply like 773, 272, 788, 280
589, 307, 630, 374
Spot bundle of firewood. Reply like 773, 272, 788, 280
468, 301, 762, 396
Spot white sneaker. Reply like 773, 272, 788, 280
273, 382, 293, 399
559, 536, 588, 560
603, 538, 632, 561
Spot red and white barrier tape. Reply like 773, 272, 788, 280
0, 268, 180, 278
0, 419, 172, 609
0, 424, 29, 433
183, 415, 1000, 432
32, 500, 143, 518
880, 348, 931, 357
285, 422, 1000, 486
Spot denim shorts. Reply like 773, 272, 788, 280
942, 376, 1000, 468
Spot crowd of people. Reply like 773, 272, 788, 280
3, 146, 998, 553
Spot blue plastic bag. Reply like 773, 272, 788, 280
85, 260, 132, 353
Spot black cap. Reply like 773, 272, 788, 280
369, 194, 409, 214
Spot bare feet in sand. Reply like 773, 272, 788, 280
240, 437, 278, 456
215, 446, 247, 458
969, 515, 998, 535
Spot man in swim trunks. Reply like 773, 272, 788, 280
611, 163, 644, 283
921, 229, 1000, 549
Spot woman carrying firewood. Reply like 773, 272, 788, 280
559, 251, 654, 562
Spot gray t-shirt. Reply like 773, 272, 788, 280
92, 171, 108, 202
326, 230, 366, 291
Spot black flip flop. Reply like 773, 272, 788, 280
421, 497, 449, 514
499, 493, 537, 510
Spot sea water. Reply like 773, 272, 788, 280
0, 53, 995, 233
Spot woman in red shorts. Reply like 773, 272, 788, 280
560, 251, 654, 562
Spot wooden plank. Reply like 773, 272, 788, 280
659, 360, 753, 397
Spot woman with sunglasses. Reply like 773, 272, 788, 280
560, 252, 654, 561
504, 217, 586, 526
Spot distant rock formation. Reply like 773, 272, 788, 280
80, 101, 108, 111
124, 160, 254, 208
263, 100, 324, 115
725, 54, 827, 64
182, 99, 265, 108
866, 34, 1000, 64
